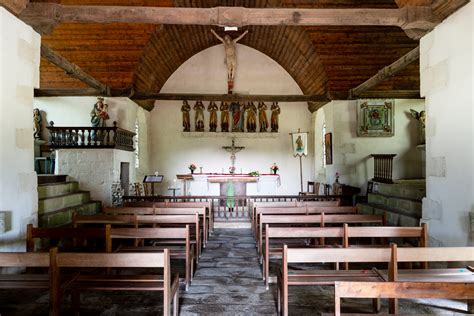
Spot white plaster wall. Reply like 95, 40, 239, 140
0, 8, 40, 251
34, 97, 152, 183
313, 99, 425, 193
151, 45, 314, 195
56, 149, 135, 207
420, 2, 473, 246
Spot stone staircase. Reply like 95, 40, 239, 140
37, 175, 101, 227
357, 179, 425, 227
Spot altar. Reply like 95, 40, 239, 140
176, 173, 281, 196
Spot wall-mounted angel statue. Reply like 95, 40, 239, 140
410, 109, 426, 145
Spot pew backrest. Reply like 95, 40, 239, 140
0, 252, 50, 267
284, 245, 392, 264
344, 223, 428, 247
395, 246, 474, 263
72, 213, 137, 227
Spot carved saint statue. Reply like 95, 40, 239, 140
230, 102, 243, 132
410, 109, 426, 144
181, 100, 191, 132
91, 96, 109, 128
194, 101, 205, 132
270, 101, 281, 132
210, 29, 249, 93
258, 102, 268, 132
220, 101, 230, 132
33, 108, 42, 140
208, 101, 219, 132
245, 102, 257, 133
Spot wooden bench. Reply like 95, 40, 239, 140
264, 226, 345, 289
259, 213, 385, 261
104, 206, 208, 247
254, 205, 356, 242
333, 281, 474, 316
252, 200, 340, 236
105, 225, 194, 291
278, 245, 392, 316
136, 214, 202, 260
50, 248, 179, 316
264, 224, 426, 289
27, 224, 107, 252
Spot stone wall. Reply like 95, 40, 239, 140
312, 99, 425, 194
0, 8, 40, 251
420, 2, 473, 246
56, 149, 135, 207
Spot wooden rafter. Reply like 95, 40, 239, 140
0, 0, 28, 16
41, 44, 109, 95
21, 3, 440, 36
349, 46, 420, 99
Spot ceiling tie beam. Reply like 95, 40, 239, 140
349, 46, 420, 99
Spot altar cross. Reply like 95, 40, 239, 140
222, 138, 245, 172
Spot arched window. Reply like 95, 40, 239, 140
134, 118, 139, 169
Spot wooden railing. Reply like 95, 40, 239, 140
122, 194, 349, 219
372, 154, 396, 183
47, 121, 135, 151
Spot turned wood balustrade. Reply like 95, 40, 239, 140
371, 154, 396, 183
47, 121, 135, 151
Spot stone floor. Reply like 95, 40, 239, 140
0, 228, 470, 315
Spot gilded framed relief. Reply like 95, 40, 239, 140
356, 99, 395, 137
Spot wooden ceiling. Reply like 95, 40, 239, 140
38, 0, 420, 101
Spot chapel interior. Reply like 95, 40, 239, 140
0, 0, 473, 315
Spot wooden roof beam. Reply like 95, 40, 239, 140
34, 88, 330, 103
0, 0, 28, 16
20, 3, 440, 37
41, 44, 109, 95
349, 46, 420, 99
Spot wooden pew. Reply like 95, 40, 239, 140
26, 224, 107, 252
0, 251, 51, 291
333, 281, 474, 316
278, 245, 391, 316
264, 226, 345, 289
50, 248, 180, 316
254, 205, 356, 243
162, 201, 214, 235
386, 245, 474, 314
105, 225, 193, 291
72, 213, 138, 228
136, 214, 202, 260
259, 213, 385, 261
251, 200, 340, 236
104, 206, 208, 247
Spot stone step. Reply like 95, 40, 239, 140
38, 201, 101, 227
38, 191, 91, 215
368, 193, 422, 216
38, 181, 79, 199
37, 175, 67, 185
357, 203, 420, 227
374, 181, 426, 201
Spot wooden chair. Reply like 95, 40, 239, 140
50, 248, 179, 316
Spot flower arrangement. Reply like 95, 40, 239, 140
270, 163, 279, 174
229, 166, 236, 174
189, 164, 197, 174
248, 171, 260, 177
335, 172, 340, 183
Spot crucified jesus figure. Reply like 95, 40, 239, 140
211, 29, 248, 92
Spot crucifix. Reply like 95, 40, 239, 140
222, 138, 245, 173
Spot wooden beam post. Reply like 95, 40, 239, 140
20, 4, 440, 34
349, 46, 420, 99
40, 44, 109, 95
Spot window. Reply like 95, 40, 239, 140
134, 118, 139, 169
322, 122, 327, 167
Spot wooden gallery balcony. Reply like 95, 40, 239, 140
47, 121, 135, 151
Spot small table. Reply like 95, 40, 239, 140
167, 187, 180, 197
